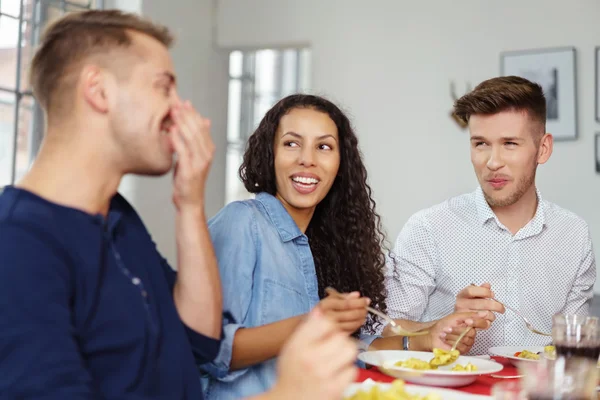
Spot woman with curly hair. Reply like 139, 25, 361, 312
199, 94, 487, 399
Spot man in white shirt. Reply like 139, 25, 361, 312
384, 76, 596, 355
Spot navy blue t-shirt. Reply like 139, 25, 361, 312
0, 186, 219, 399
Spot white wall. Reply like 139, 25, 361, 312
110, 0, 229, 266
216, 0, 600, 288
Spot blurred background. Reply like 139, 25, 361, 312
1, 0, 599, 303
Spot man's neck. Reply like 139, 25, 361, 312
16, 136, 123, 217
490, 185, 539, 235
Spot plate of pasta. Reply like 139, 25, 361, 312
357, 350, 503, 387
343, 379, 493, 399
487, 346, 549, 366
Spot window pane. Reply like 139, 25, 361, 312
0, 16, 19, 92
18, 18, 34, 91
225, 47, 311, 206
15, 94, 34, 181
239, 78, 254, 138
0, 92, 15, 186
65, 0, 94, 7
229, 51, 242, 78
280, 49, 298, 95
253, 93, 277, 128
298, 48, 311, 91
255, 49, 277, 96
227, 79, 241, 142
41, 0, 98, 32
1, 0, 22, 18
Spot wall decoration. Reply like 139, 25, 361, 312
501, 47, 577, 141
449, 81, 471, 129
595, 47, 600, 122
596, 133, 600, 173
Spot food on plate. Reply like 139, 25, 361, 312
429, 348, 459, 367
450, 363, 478, 372
394, 358, 433, 370
344, 379, 441, 400
544, 345, 556, 360
513, 350, 541, 360
392, 357, 478, 372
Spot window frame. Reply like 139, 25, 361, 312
0, 0, 103, 185
225, 47, 310, 204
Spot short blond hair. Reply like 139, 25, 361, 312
29, 9, 173, 117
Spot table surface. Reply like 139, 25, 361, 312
356, 357, 519, 396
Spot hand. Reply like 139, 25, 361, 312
455, 282, 505, 327
269, 308, 358, 400
318, 291, 370, 334
411, 311, 489, 354
169, 100, 215, 211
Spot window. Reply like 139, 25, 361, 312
226, 48, 311, 204
0, 0, 102, 186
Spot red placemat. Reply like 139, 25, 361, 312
356, 357, 519, 396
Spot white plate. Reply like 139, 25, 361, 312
488, 345, 600, 369
488, 346, 545, 366
357, 350, 503, 387
344, 379, 493, 399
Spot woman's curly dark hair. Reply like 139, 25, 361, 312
239, 94, 388, 334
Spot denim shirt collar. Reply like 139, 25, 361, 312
255, 192, 305, 243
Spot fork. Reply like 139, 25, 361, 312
324, 287, 429, 337
470, 283, 551, 336
495, 299, 552, 336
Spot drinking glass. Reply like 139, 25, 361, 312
518, 356, 598, 399
552, 314, 600, 362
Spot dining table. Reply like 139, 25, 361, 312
355, 356, 519, 397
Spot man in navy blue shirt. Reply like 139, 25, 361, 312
0, 8, 224, 400
0, 9, 362, 400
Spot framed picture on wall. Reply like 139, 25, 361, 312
596, 133, 600, 173
501, 47, 577, 141
596, 47, 600, 122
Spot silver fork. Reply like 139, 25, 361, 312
365, 305, 429, 337
470, 283, 551, 336
494, 299, 552, 336
324, 287, 428, 337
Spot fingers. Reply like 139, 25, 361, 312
331, 308, 368, 323
444, 329, 476, 348
437, 311, 488, 337
295, 308, 337, 344
457, 284, 494, 300
320, 296, 370, 312
169, 125, 192, 170
456, 298, 505, 314
171, 101, 214, 166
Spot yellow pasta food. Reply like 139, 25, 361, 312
544, 345, 556, 360
515, 350, 540, 360
450, 363, 478, 372
429, 348, 459, 367
392, 358, 478, 372
393, 358, 433, 370
344, 379, 442, 400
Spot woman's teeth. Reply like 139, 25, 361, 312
292, 176, 319, 185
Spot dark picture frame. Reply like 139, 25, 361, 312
501, 47, 577, 141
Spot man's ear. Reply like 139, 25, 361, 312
81, 65, 109, 113
537, 133, 553, 165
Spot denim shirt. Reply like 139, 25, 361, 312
199, 193, 378, 399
